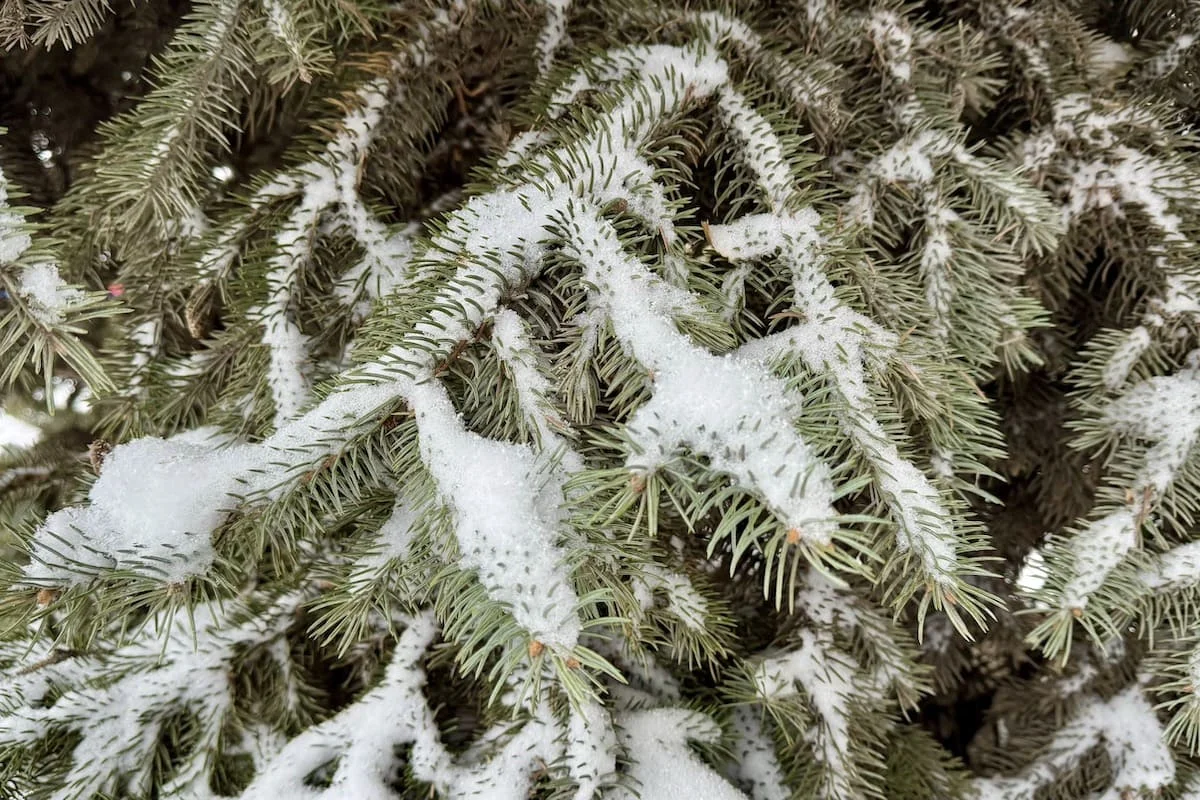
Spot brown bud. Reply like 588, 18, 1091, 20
1070, 607, 1084, 618
88, 439, 112, 475
35, 588, 59, 607
528, 640, 545, 658
565, 657, 581, 670
185, 281, 216, 340
629, 473, 646, 494
786, 527, 802, 545
605, 198, 629, 215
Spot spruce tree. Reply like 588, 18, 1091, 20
2, 0, 1200, 797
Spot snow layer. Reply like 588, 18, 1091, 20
754, 630, 857, 797
241, 611, 617, 800
409, 378, 581, 647
565, 208, 839, 543
1056, 365, 1200, 609
973, 685, 1173, 800
0, 595, 303, 800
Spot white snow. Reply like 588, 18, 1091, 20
565, 698, 618, 800
25, 429, 261, 584
919, 194, 957, 340
729, 707, 790, 800
705, 82, 963, 585
16, 262, 84, 325
972, 685, 1173, 800
263, 0, 308, 79
753, 630, 857, 797
718, 90, 794, 209
1103, 325, 1152, 390
241, 611, 617, 800
611, 709, 748, 800
1035, 362, 1200, 611
1140, 540, 1200, 592
491, 308, 579, 461
632, 564, 708, 630
1015, 547, 1049, 595
535, 0, 572, 73
0, 410, 40, 449
565, 208, 839, 544
1059, 510, 1138, 610
0, 165, 32, 264
0, 595, 304, 800
127, 318, 161, 395
260, 172, 331, 423
1147, 32, 1197, 77
408, 378, 582, 648
866, 11, 914, 83
721, 211, 958, 582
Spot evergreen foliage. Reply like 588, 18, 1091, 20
2, 0, 1200, 798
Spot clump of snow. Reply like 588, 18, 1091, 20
1140, 540, 1200, 592
718, 91, 794, 209
729, 707, 790, 800
920, 195, 957, 340
535, 0, 572, 73
565, 208, 840, 544
409, 378, 582, 648
632, 564, 709, 631
611, 709, 748, 800
126, 319, 161, 396
566, 698, 618, 800
242, 611, 616, 800
723, 212, 958, 582
1015, 547, 1049, 595
1103, 326, 1152, 390
26, 429, 262, 584
705, 83, 964, 585
1087, 38, 1131, 77
17, 262, 84, 325
1147, 32, 1197, 78
492, 308, 580, 462
1059, 510, 1137, 610
866, 11, 914, 83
